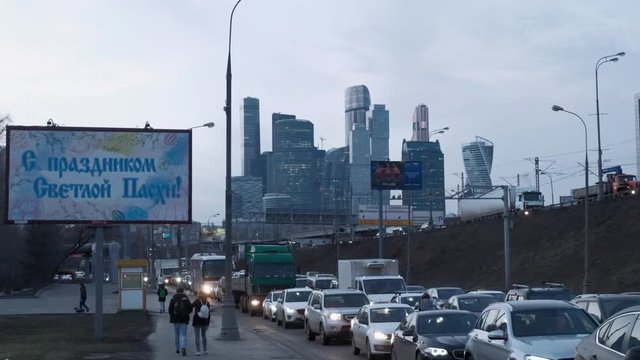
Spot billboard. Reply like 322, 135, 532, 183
4, 126, 192, 224
371, 161, 422, 190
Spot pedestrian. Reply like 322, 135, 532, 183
78, 281, 90, 312
157, 284, 169, 313
169, 287, 192, 356
157, 274, 164, 287
417, 292, 438, 311
192, 290, 211, 356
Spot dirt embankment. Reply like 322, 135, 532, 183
295, 195, 640, 294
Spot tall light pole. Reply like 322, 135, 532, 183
428, 126, 449, 140
221, 0, 242, 341
552, 105, 590, 293
595, 51, 625, 201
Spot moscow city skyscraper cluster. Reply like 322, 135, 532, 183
232, 85, 457, 236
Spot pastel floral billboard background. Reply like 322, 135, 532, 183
4, 126, 191, 224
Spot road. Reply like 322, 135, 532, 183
234, 308, 359, 360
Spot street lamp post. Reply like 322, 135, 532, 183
595, 52, 625, 201
428, 127, 449, 140
221, 0, 242, 341
552, 105, 590, 293
190, 122, 216, 130
541, 172, 555, 205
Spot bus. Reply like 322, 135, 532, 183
190, 253, 226, 298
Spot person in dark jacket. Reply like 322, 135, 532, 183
169, 287, 192, 356
157, 284, 168, 313
78, 282, 90, 312
191, 290, 211, 355
417, 292, 439, 311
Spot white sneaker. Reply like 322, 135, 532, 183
195, 352, 201, 356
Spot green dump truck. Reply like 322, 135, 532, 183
231, 244, 296, 316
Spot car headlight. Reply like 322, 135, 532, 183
143, 276, 149, 282
424, 347, 448, 356
203, 285, 212, 294
524, 356, 551, 360
270, 304, 277, 311
164, 279, 169, 284
373, 331, 388, 340
250, 299, 260, 307
328, 313, 342, 321
187, 281, 192, 286
285, 307, 295, 314
175, 277, 182, 283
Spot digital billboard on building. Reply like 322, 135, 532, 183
371, 161, 422, 190
4, 126, 192, 224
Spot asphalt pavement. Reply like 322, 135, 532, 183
0, 282, 297, 359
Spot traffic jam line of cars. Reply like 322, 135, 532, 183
257, 280, 640, 360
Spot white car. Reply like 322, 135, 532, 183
275, 288, 313, 329
351, 303, 414, 357
262, 290, 282, 322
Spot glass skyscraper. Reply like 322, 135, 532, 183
369, 104, 390, 207
321, 146, 350, 214
402, 139, 445, 215
231, 176, 263, 220
345, 85, 371, 146
241, 97, 261, 177
411, 104, 430, 141
462, 136, 494, 195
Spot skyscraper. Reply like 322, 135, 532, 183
369, 104, 390, 207
271, 118, 319, 209
241, 97, 260, 177
462, 136, 494, 195
402, 140, 445, 219
345, 85, 371, 146
411, 104, 429, 141
231, 176, 263, 220
350, 122, 371, 214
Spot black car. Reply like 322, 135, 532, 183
390, 310, 476, 360
573, 294, 640, 323
505, 282, 575, 301
575, 305, 640, 360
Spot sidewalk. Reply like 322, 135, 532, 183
146, 290, 288, 359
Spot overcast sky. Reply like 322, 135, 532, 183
2, 0, 639, 223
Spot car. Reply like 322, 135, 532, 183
262, 290, 282, 322
389, 292, 425, 308
425, 287, 465, 307
295, 277, 310, 288
504, 282, 576, 301
275, 288, 313, 328
307, 276, 336, 290
467, 289, 506, 302
391, 310, 477, 360
572, 293, 640, 323
575, 305, 640, 360
304, 289, 370, 345
465, 300, 599, 360
406, 285, 427, 293
443, 293, 497, 316
351, 303, 414, 358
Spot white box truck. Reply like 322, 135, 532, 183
338, 259, 406, 303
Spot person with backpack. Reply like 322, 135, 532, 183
157, 284, 168, 313
191, 290, 211, 356
78, 281, 90, 312
169, 287, 192, 356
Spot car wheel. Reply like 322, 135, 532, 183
390, 346, 398, 360
271, 313, 276, 322
276, 314, 282, 326
352, 337, 360, 355
305, 321, 316, 341
366, 338, 376, 360
283, 319, 290, 329
262, 309, 267, 319
320, 323, 330, 345
466, 354, 475, 360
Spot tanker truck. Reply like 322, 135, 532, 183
458, 186, 544, 222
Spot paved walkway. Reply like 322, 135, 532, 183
0, 283, 288, 359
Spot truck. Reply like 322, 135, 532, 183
153, 259, 179, 284
458, 186, 544, 222
337, 258, 406, 303
571, 166, 640, 201
229, 244, 296, 316
189, 253, 225, 298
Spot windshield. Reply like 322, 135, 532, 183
527, 290, 575, 301
370, 307, 413, 323
285, 290, 312, 302
363, 278, 406, 294
253, 263, 295, 278
162, 267, 179, 276
400, 295, 421, 306
270, 291, 282, 301
406, 285, 426, 292
417, 313, 477, 335
313, 279, 333, 289
202, 260, 225, 280
618, 175, 637, 182
457, 297, 497, 312
511, 308, 597, 337
436, 288, 464, 300
324, 293, 369, 308
522, 192, 542, 201
295, 278, 309, 287
602, 298, 640, 318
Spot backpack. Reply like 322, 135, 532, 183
198, 301, 210, 318
173, 296, 190, 317
158, 288, 168, 299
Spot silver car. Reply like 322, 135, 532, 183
351, 303, 413, 357
262, 290, 282, 322
305, 289, 370, 345
465, 300, 598, 360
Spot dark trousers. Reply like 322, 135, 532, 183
79, 299, 90, 312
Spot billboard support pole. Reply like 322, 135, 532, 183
94, 226, 105, 341
378, 190, 384, 258
406, 191, 412, 283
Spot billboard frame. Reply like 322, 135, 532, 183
370, 160, 423, 190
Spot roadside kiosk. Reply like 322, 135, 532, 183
117, 259, 148, 312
